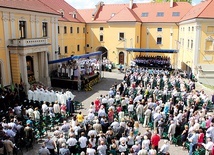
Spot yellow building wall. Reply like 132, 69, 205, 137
58, 21, 86, 57
178, 23, 197, 70
140, 23, 179, 67
199, 23, 214, 64
85, 22, 140, 64
0, 11, 10, 86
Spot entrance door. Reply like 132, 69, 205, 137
26, 56, 35, 83
119, 52, 124, 64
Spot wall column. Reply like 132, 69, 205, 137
38, 52, 44, 84
19, 54, 29, 92
194, 24, 201, 75
44, 51, 51, 86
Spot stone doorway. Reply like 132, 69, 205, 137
119, 51, 125, 64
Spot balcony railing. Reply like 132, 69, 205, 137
9, 38, 49, 47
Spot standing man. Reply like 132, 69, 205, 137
38, 143, 50, 155
187, 130, 198, 155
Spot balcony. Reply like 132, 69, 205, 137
8, 38, 50, 47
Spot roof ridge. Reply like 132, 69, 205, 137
197, 0, 213, 18
37, 0, 59, 15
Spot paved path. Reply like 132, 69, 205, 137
24, 69, 214, 155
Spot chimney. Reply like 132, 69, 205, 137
170, 0, 173, 8
92, 1, 104, 20
129, 0, 133, 9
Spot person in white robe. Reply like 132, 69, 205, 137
28, 89, 34, 101
50, 90, 57, 103
33, 88, 40, 101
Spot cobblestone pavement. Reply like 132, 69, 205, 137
23, 69, 213, 155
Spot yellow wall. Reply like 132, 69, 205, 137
85, 22, 141, 64
199, 23, 214, 64
0, 11, 10, 85
58, 21, 86, 57
178, 23, 196, 69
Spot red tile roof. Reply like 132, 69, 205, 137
181, 0, 214, 21
108, 7, 141, 22
134, 2, 192, 23
39, 0, 85, 22
78, 2, 192, 23
0, 0, 59, 15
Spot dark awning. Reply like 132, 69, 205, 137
48, 51, 102, 64
126, 48, 178, 53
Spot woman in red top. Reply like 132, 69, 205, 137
151, 130, 160, 152
197, 128, 204, 148
94, 97, 100, 112
60, 103, 67, 116
116, 104, 122, 113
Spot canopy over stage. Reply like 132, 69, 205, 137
48, 52, 102, 91
126, 48, 178, 53
48, 51, 102, 64
126, 48, 178, 70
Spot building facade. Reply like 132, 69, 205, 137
0, 1, 60, 91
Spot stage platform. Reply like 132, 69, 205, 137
51, 73, 100, 90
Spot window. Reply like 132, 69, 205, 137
77, 27, 79, 33
64, 46, 67, 54
172, 12, 180, 16
19, 21, 26, 39
77, 45, 80, 51
100, 27, 104, 31
64, 26, 67, 34
141, 12, 148, 17
205, 40, 214, 51
157, 37, 162, 44
207, 26, 214, 33
58, 46, 61, 55
70, 27, 73, 33
191, 40, 193, 49
192, 27, 194, 31
86, 44, 89, 47
83, 27, 86, 33
42, 22, 48, 37
58, 26, 60, 34
187, 39, 190, 48
73, 13, 77, 19
157, 28, 162, 32
100, 34, 104, 42
119, 32, 125, 40
157, 12, 164, 17
188, 27, 190, 31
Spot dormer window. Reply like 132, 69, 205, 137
58, 9, 64, 17
172, 12, 180, 16
73, 11, 77, 19
141, 12, 148, 17
69, 11, 77, 19
157, 12, 164, 17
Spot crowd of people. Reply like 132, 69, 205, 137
38, 66, 213, 155
0, 65, 214, 155
134, 56, 171, 70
